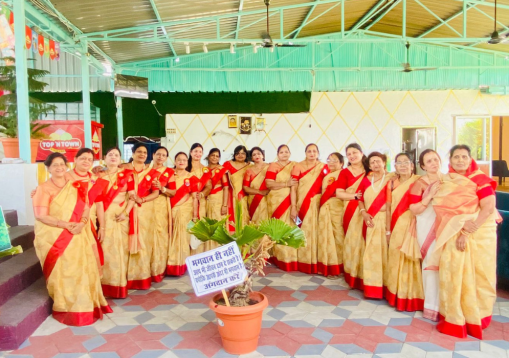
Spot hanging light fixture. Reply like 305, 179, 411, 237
202, 43, 208, 53
185, 42, 190, 54
251, 43, 258, 53
230, 43, 235, 54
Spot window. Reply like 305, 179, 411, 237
453, 116, 491, 162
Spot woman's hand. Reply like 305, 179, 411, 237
386, 232, 391, 245
456, 234, 468, 252
30, 189, 36, 198
221, 205, 227, 216
91, 166, 106, 176
98, 228, 105, 243
259, 189, 270, 196
290, 206, 297, 221
362, 211, 374, 228
424, 181, 440, 201
287, 178, 298, 187
462, 220, 479, 234
153, 178, 162, 190
115, 212, 127, 222
64, 222, 77, 232
69, 222, 85, 235
134, 196, 143, 205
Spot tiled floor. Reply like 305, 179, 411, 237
3, 267, 509, 358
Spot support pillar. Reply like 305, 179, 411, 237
116, 97, 124, 155
81, 40, 92, 148
13, 0, 31, 162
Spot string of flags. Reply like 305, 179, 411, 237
0, 7, 60, 60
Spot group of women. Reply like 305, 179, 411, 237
32, 141, 499, 341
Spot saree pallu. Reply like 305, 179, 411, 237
127, 167, 159, 290
34, 181, 112, 326
342, 173, 366, 290
96, 170, 132, 299
435, 171, 498, 339
385, 175, 424, 310
204, 167, 228, 252
224, 161, 251, 231
167, 174, 196, 276
246, 166, 269, 224
295, 163, 328, 274
192, 167, 212, 220
361, 174, 393, 298
267, 162, 298, 271
317, 171, 344, 277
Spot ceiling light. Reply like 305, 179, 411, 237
185, 42, 190, 54
252, 43, 257, 54
230, 43, 235, 54
202, 43, 208, 53
175, 57, 180, 63
270, 47, 274, 53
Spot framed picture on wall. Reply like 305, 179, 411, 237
228, 115, 238, 128
239, 116, 252, 134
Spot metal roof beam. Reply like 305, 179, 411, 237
349, 0, 396, 32
418, 1, 475, 38
414, 0, 463, 38
458, 0, 509, 11
79, 0, 345, 39
289, 0, 343, 39
148, 0, 177, 57
364, 0, 402, 31
234, 0, 244, 40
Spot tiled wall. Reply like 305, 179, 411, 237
163, 90, 509, 167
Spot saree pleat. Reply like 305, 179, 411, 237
267, 162, 297, 271
225, 161, 251, 229
386, 175, 424, 311
317, 171, 344, 277
167, 174, 195, 276
34, 181, 111, 326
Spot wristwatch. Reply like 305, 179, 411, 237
161, 187, 167, 194
354, 193, 359, 200
386, 231, 391, 235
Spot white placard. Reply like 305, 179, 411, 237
186, 242, 247, 297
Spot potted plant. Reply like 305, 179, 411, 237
0, 56, 55, 162
187, 202, 306, 355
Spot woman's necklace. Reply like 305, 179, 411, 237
277, 160, 288, 168
133, 164, 145, 174
51, 177, 67, 189
106, 168, 119, 188
371, 172, 386, 191
73, 168, 88, 178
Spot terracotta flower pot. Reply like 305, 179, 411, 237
0, 138, 40, 163
209, 292, 269, 355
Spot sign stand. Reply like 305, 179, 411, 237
222, 289, 230, 307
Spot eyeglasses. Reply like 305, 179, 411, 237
395, 161, 411, 166
327, 159, 339, 163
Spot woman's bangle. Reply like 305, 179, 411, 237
142, 197, 146, 203
100, 227, 105, 231
419, 201, 428, 207
460, 229, 470, 236
56, 220, 60, 228
80, 217, 88, 224
386, 231, 391, 235
161, 187, 166, 194
360, 208, 366, 213
222, 205, 228, 208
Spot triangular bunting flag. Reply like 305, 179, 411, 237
25, 26, 32, 50
38, 34, 44, 56
44, 36, 49, 57
55, 42, 60, 61
49, 39, 55, 60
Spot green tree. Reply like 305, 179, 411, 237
0, 56, 55, 138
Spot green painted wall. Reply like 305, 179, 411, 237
30, 92, 311, 149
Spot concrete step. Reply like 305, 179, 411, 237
0, 277, 52, 351
0, 247, 42, 306
4, 210, 18, 228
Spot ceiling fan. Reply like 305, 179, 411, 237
401, 43, 437, 72
260, 0, 306, 49
488, 0, 507, 44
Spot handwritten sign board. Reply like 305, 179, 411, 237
186, 242, 247, 297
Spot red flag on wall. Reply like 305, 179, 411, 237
38, 34, 44, 56
49, 40, 55, 60
8, 11, 13, 33
25, 26, 32, 50
55, 42, 60, 61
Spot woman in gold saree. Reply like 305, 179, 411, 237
290, 144, 328, 274
408, 149, 442, 321
95, 147, 135, 299
150, 147, 176, 282
124, 143, 161, 289
33, 152, 112, 326
266, 145, 298, 271
167, 152, 199, 276
317, 153, 344, 278
223, 145, 251, 231
385, 153, 423, 311
358, 152, 394, 298
187, 143, 212, 220
336, 143, 368, 289
243, 147, 270, 224
434, 145, 499, 339
202, 148, 228, 252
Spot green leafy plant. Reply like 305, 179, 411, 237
187, 201, 306, 307
0, 56, 55, 138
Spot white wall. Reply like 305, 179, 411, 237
164, 90, 509, 169
0, 164, 38, 225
